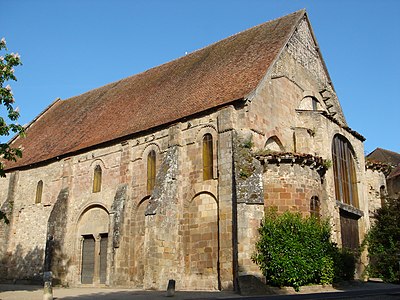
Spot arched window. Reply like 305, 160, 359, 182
35, 180, 43, 204
310, 196, 320, 219
93, 165, 102, 193
203, 134, 213, 180
332, 135, 359, 207
147, 150, 156, 194
379, 185, 386, 207
298, 96, 320, 111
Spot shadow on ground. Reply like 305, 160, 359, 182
1, 281, 399, 300
0, 283, 42, 292
56, 290, 231, 300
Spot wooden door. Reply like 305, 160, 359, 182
81, 235, 95, 284
340, 210, 360, 251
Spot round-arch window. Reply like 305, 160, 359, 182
147, 150, 156, 194
203, 134, 213, 180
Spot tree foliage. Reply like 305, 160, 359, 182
252, 208, 355, 291
365, 197, 400, 283
0, 38, 24, 224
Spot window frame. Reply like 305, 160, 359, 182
332, 135, 359, 208
147, 150, 156, 194
310, 196, 320, 219
35, 180, 43, 204
202, 133, 214, 180
93, 165, 102, 193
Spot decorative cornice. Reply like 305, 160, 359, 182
320, 111, 366, 141
255, 151, 329, 176
365, 161, 392, 176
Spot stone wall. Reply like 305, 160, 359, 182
242, 16, 370, 277
365, 168, 386, 222
387, 174, 400, 200
0, 106, 231, 290
262, 158, 324, 215
0, 162, 63, 282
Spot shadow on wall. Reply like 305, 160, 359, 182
0, 244, 44, 284
49, 238, 71, 286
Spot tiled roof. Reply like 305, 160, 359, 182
366, 148, 400, 167
366, 148, 400, 179
388, 164, 400, 179
6, 10, 305, 170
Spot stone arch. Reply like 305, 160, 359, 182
298, 95, 322, 111
130, 196, 150, 286
73, 202, 111, 225
265, 135, 284, 152
76, 205, 110, 285
194, 124, 218, 141
184, 190, 217, 208
140, 142, 161, 159
89, 158, 106, 169
183, 192, 219, 290
77, 205, 109, 237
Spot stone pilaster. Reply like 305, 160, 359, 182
217, 106, 237, 290
143, 128, 180, 289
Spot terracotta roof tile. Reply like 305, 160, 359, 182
366, 147, 400, 167
6, 10, 305, 169
388, 164, 400, 179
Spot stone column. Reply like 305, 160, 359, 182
107, 211, 115, 286
93, 234, 101, 284
78, 236, 84, 283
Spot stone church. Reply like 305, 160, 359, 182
0, 10, 387, 290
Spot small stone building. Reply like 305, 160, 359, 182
366, 148, 400, 199
0, 10, 387, 290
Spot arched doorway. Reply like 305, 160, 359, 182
184, 193, 219, 290
77, 206, 109, 284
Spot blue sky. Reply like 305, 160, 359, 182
1, 0, 399, 154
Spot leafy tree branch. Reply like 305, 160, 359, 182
0, 37, 25, 223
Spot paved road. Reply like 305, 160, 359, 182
233, 287, 400, 299
0, 282, 399, 300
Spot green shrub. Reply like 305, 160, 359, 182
330, 247, 356, 282
365, 197, 400, 283
252, 208, 354, 291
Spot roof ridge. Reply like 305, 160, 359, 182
181, 9, 306, 58
61, 10, 307, 103
6, 10, 307, 170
